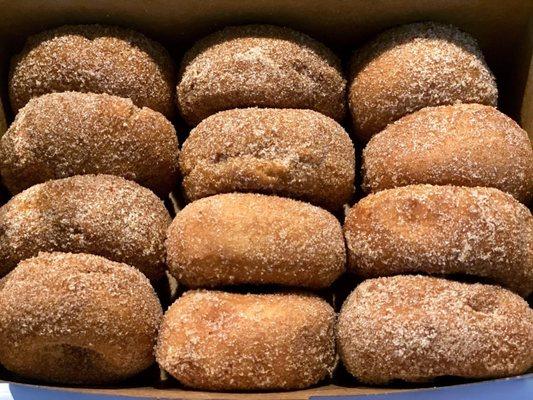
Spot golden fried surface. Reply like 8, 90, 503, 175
337, 275, 533, 384
0, 92, 179, 196
180, 108, 355, 211
344, 185, 533, 296
9, 24, 175, 117
167, 193, 345, 289
349, 22, 497, 141
0, 252, 163, 384
156, 290, 336, 390
0, 175, 171, 281
177, 25, 346, 125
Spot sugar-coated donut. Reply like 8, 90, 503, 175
0, 92, 179, 196
166, 193, 345, 288
349, 22, 497, 141
344, 185, 533, 296
362, 104, 533, 203
9, 24, 175, 116
180, 108, 355, 211
337, 275, 533, 384
156, 290, 336, 390
0, 252, 163, 384
177, 25, 346, 126
0, 175, 171, 281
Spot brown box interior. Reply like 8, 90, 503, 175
0, 0, 531, 398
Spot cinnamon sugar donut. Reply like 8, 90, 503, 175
362, 104, 533, 203
0, 92, 179, 196
156, 290, 336, 390
0, 252, 163, 384
337, 275, 533, 384
180, 108, 355, 211
349, 22, 497, 141
177, 25, 346, 126
344, 185, 533, 296
0, 175, 171, 281
166, 193, 345, 289
9, 24, 175, 116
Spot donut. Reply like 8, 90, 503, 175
177, 24, 346, 126
344, 185, 533, 296
180, 108, 355, 211
337, 275, 533, 384
0, 92, 179, 196
362, 104, 533, 203
349, 22, 497, 141
166, 193, 345, 288
0, 252, 163, 384
156, 290, 336, 390
0, 174, 171, 281
9, 24, 175, 116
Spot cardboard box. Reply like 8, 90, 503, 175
0, 1, 531, 398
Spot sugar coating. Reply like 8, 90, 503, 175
337, 275, 533, 384
166, 193, 346, 289
0, 174, 171, 281
156, 290, 336, 390
362, 104, 533, 203
177, 24, 346, 126
349, 22, 498, 141
344, 185, 533, 296
9, 24, 175, 116
180, 108, 355, 211
0, 252, 163, 384
0, 91, 179, 196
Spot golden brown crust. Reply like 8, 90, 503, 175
9, 24, 175, 116
344, 185, 533, 296
180, 108, 355, 211
167, 193, 345, 289
0, 175, 171, 281
0, 252, 163, 384
177, 25, 346, 126
156, 290, 336, 390
362, 104, 533, 203
0, 92, 179, 196
337, 275, 533, 384
349, 22, 497, 141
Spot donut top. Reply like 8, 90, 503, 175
0, 91, 179, 195
180, 108, 355, 209
9, 24, 175, 116
362, 104, 533, 202
177, 24, 346, 124
158, 290, 336, 387
345, 185, 533, 293
0, 174, 171, 279
181, 108, 353, 174
170, 192, 345, 276
339, 275, 533, 376
350, 22, 498, 139
0, 252, 162, 344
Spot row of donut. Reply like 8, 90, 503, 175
0, 23, 533, 206
3, 21, 531, 206
0, 252, 531, 389
1, 94, 531, 210
9, 22, 497, 136
0, 174, 531, 296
